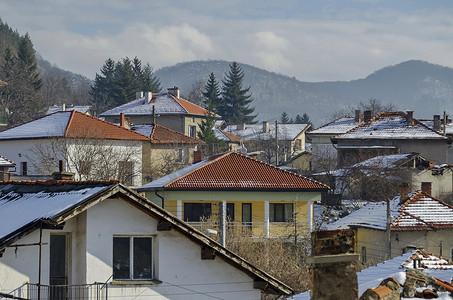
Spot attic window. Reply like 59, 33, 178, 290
113, 236, 153, 280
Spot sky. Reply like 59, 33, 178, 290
1, 0, 453, 82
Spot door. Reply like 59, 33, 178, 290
50, 234, 68, 300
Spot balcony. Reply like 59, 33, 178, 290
5, 283, 107, 300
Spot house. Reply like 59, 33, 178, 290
0, 111, 148, 186
327, 188, 453, 265
214, 128, 242, 151
46, 104, 92, 115
0, 155, 15, 181
138, 151, 329, 238
421, 114, 453, 164
224, 122, 311, 164
130, 123, 204, 182
307, 111, 363, 172
316, 153, 453, 200
292, 250, 453, 299
0, 180, 293, 299
100, 87, 211, 137
331, 111, 451, 167
278, 151, 312, 175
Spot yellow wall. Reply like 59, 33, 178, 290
184, 116, 205, 137
145, 190, 320, 237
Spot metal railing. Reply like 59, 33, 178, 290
3, 283, 107, 300
189, 221, 309, 238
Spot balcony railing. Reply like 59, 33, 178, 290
188, 221, 309, 238
3, 283, 107, 300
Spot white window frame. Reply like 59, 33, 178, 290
113, 236, 154, 281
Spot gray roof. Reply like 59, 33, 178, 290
224, 123, 310, 141
309, 117, 361, 135
0, 112, 72, 139
333, 112, 449, 141
47, 105, 91, 115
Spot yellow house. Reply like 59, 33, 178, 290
138, 152, 329, 238
328, 189, 453, 265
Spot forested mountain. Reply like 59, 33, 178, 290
155, 60, 453, 126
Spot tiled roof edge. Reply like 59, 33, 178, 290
152, 123, 204, 144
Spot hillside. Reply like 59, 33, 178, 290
155, 60, 453, 126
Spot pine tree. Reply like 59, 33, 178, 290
202, 73, 221, 111
280, 112, 290, 124
294, 114, 303, 124
221, 62, 256, 124
295, 113, 312, 125
197, 103, 218, 144
17, 33, 42, 91
90, 57, 161, 114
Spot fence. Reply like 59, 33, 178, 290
3, 283, 107, 300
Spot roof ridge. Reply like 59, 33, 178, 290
67, 111, 151, 140
413, 115, 449, 137
152, 123, 203, 143
64, 110, 76, 136
332, 111, 385, 139
168, 93, 188, 113
312, 116, 354, 131
393, 210, 437, 230
0, 179, 119, 185
163, 152, 231, 187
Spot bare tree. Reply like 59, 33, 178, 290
27, 127, 142, 185
331, 98, 398, 120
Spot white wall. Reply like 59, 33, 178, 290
0, 197, 262, 299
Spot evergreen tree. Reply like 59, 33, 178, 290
294, 114, 303, 124
197, 103, 218, 144
17, 33, 42, 91
202, 72, 221, 111
295, 113, 312, 125
221, 62, 256, 124
280, 112, 290, 124
90, 57, 161, 114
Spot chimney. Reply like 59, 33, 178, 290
62, 103, 66, 111
433, 115, 441, 132
421, 182, 432, 195
120, 113, 126, 128
364, 110, 372, 122
406, 111, 414, 125
399, 183, 410, 204
355, 110, 361, 122
238, 123, 246, 130
262, 121, 269, 133
136, 91, 143, 99
167, 86, 180, 98
193, 151, 202, 163
145, 92, 152, 103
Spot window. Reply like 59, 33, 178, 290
184, 203, 212, 222
113, 237, 153, 280
20, 162, 27, 176
175, 148, 185, 163
118, 161, 134, 185
361, 247, 367, 264
188, 125, 196, 137
79, 161, 91, 175
227, 203, 235, 221
295, 139, 302, 150
270, 203, 293, 222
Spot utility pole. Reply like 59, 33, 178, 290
443, 111, 447, 136
275, 121, 279, 165
387, 198, 391, 259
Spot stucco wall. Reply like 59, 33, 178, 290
0, 197, 262, 299
412, 169, 453, 199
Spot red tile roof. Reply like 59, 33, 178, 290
219, 129, 242, 143
391, 191, 453, 231
65, 111, 150, 141
402, 250, 453, 270
150, 124, 204, 144
162, 152, 329, 191
171, 95, 210, 116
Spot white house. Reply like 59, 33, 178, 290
0, 111, 148, 187
0, 180, 293, 299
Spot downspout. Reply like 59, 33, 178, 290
155, 190, 165, 208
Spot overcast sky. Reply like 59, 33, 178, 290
1, 0, 452, 82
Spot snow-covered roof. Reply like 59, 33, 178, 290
100, 92, 209, 117
224, 123, 310, 141
351, 153, 417, 169
46, 105, 91, 115
0, 155, 15, 167
309, 117, 361, 135
402, 250, 453, 270
291, 251, 453, 300
328, 191, 453, 232
0, 181, 116, 243
214, 128, 242, 143
333, 112, 449, 140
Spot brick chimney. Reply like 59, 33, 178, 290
355, 110, 361, 122
136, 91, 143, 99
193, 151, 202, 163
167, 86, 180, 98
421, 182, 432, 195
433, 115, 441, 132
399, 183, 410, 204
120, 113, 125, 127
262, 121, 269, 133
406, 111, 414, 126
364, 110, 372, 122
145, 92, 152, 103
